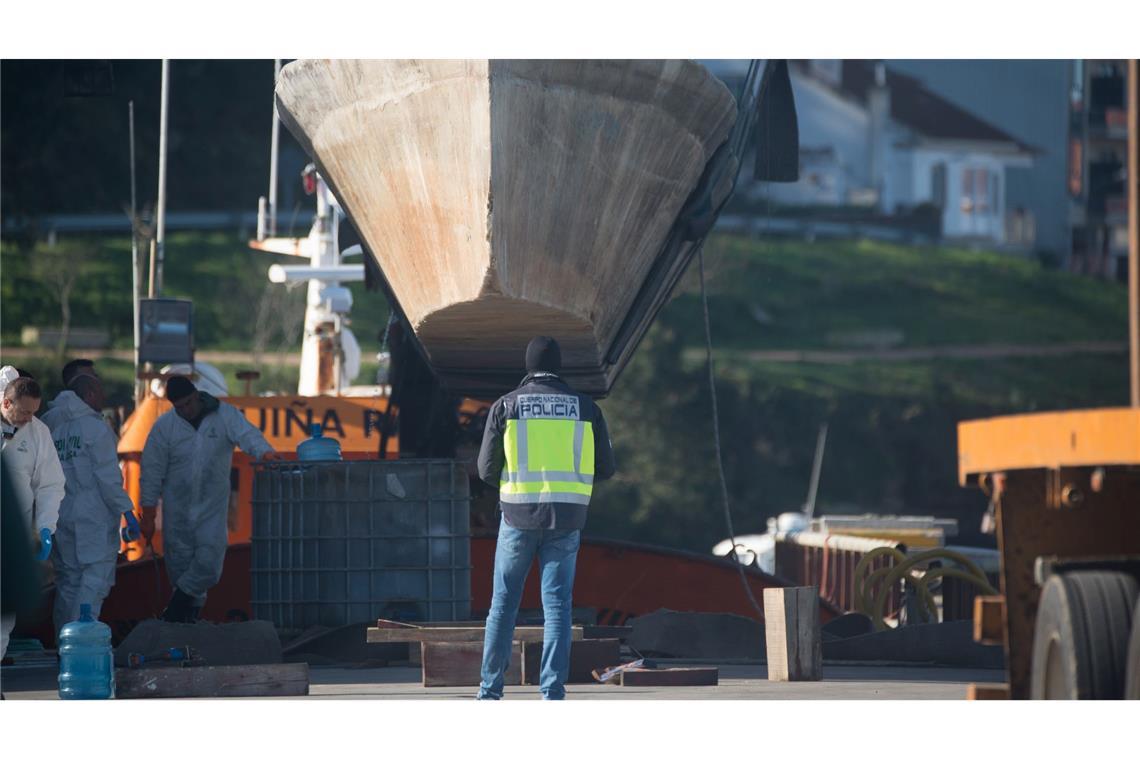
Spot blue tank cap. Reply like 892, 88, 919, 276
79, 604, 93, 621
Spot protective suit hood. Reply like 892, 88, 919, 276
47, 390, 97, 422
0, 365, 18, 394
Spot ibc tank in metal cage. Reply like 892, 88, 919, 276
251, 459, 471, 630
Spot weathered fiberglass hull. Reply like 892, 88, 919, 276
276, 59, 737, 397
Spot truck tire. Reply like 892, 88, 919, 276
1126, 603, 1140, 700
1030, 571, 1137, 699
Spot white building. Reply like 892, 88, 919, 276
708, 60, 1038, 246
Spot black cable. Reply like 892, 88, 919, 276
697, 245, 765, 620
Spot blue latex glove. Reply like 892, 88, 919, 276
121, 512, 141, 542
35, 528, 53, 561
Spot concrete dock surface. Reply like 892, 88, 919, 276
2, 662, 1004, 700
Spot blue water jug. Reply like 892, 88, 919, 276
297, 422, 341, 461
58, 604, 114, 699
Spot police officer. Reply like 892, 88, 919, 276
475, 336, 616, 700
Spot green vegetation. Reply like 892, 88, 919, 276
672, 236, 1128, 351
587, 235, 1129, 552
2, 231, 391, 352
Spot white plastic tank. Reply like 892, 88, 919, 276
149, 362, 229, 398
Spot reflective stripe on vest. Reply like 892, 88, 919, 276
500, 393, 594, 506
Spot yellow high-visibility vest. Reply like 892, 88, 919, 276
499, 393, 595, 505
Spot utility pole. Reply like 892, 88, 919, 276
149, 59, 170, 298
269, 58, 281, 238
129, 100, 142, 402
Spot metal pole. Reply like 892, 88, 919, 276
155, 59, 170, 296
129, 100, 142, 402
1129, 59, 1139, 407
269, 58, 281, 237
147, 239, 156, 298
804, 423, 828, 520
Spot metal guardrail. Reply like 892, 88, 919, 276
775, 531, 1001, 625
773, 531, 903, 617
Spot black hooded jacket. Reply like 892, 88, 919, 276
477, 372, 616, 530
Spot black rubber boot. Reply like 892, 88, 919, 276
161, 589, 197, 623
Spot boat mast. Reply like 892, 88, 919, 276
129, 99, 141, 402
259, 59, 282, 241
269, 59, 281, 238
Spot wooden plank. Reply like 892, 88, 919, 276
421, 641, 522, 687
619, 667, 718, 687
115, 664, 309, 699
967, 683, 1010, 700
973, 595, 1005, 646
377, 609, 596, 630
763, 586, 822, 682
367, 626, 584, 643
521, 638, 621, 685
376, 618, 484, 629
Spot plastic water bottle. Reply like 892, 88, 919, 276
58, 604, 114, 699
297, 422, 341, 461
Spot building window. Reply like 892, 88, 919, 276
931, 163, 947, 208
960, 168, 993, 215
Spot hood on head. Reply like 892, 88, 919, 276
50, 390, 98, 421
0, 365, 18, 394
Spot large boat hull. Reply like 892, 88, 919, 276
276, 59, 737, 397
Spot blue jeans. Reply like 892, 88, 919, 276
477, 516, 581, 700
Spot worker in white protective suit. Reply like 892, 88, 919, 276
44, 373, 140, 636
139, 376, 278, 622
0, 367, 65, 657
